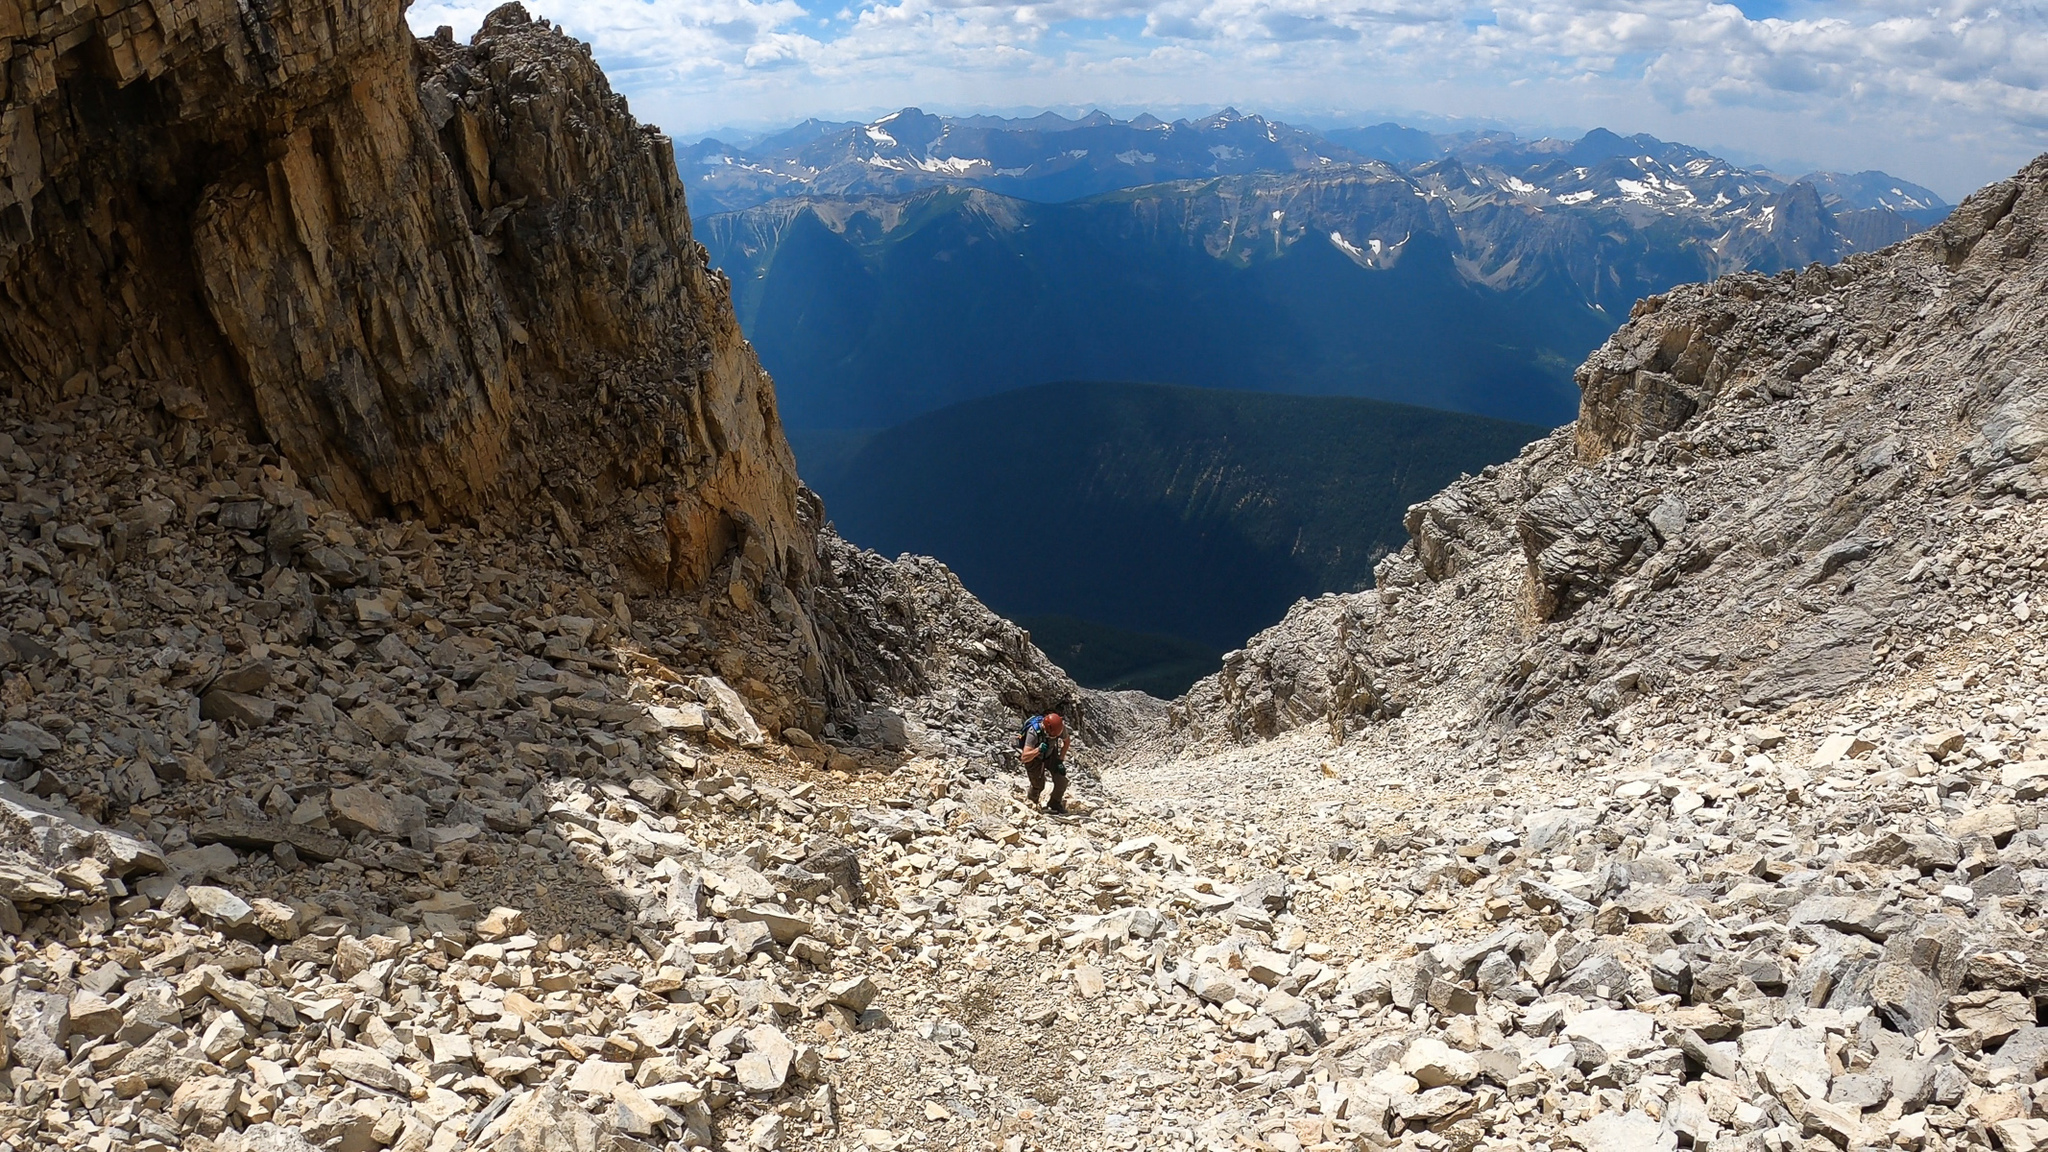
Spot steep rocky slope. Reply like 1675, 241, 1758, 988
0, 0, 1116, 1144
1177, 156, 2048, 757
6, 0, 2048, 1149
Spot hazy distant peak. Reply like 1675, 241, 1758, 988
1796, 169, 1948, 215
678, 108, 1944, 243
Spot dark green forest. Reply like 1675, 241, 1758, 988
800, 381, 1542, 693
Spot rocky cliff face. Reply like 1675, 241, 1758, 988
2, 0, 797, 580
0, 0, 1077, 739
1177, 156, 2048, 753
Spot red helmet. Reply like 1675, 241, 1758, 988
1043, 713, 1064, 734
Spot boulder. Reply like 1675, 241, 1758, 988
1401, 1037, 1479, 1087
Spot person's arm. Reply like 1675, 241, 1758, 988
1022, 731, 1041, 761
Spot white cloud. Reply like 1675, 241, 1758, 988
405, 0, 2048, 196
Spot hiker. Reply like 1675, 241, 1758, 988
1021, 711, 1072, 813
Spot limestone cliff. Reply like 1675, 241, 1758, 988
1, 0, 797, 582
0, 0, 1078, 738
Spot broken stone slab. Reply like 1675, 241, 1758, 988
736, 1024, 796, 1092
1071, 965, 1106, 1000
1392, 1085, 1474, 1126
693, 676, 765, 746
567, 1059, 633, 1096
1828, 1071, 1887, 1111
186, 884, 256, 928
350, 700, 410, 745
1673, 1029, 1737, 1080
610, 1080, 676, 1138
1262, 990, 1315, 1030
68, 990, 123, 1038
0, 859, 68, 906
1871, 960, 1944, 1035
727, 919, 775, 956
1846, 831, 1960, 872
477, 907, 527, 940
1811, 733, 1875, 767
1947, 804, 2021, 842
7, 989, 68, 1073
728, 904, 814, 946
1788, 894, 1894, 941
1401, 1037, 1478, 1088
2002, 760, 2048, 798
703, 860, 779, 903
165, 842, 240, 882
1782, 1086, 1866, 1148
199, 689, 276, 729
1519, 876, 1596, 918
1949, 989, 2033, 1045
214, 1122, 321, 1152
1993, 1118, 2048, 1152
798, 838, 863, 903
826, 977, 878, 1013
210, 660, 274, 695
1740, 1023, 1833, 1102
1568, 1110, 1670, 1152
0, 784, 165, 877
1564, 1007, 1657, 1065
319, 1048, 411, 1093
0, 720, 60, 760
767, 862, 834, 902
1188, 966, 1238, 1005
170, 1075, 242, 1137
1244, 948, 1293, 987
329, 785, 428, 838
469, 1084, 607, 1150
648, 703, 710, 735
191, 816, 347, 863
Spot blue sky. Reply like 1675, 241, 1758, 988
407, 0, 2048, 199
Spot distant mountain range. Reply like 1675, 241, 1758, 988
798, 381, 1544, 692
691, 109, 1948, 429
686, 107, 1943, 223
685, 107, 1375, 212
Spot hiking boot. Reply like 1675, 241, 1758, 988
1046, 801, 1067, 815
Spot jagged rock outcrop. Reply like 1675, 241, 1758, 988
1176, 154, 2048, 751
805, 527, 1095, 756
0, 0, 1079, 738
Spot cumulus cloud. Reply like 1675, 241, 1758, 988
405, 0, 2048, 195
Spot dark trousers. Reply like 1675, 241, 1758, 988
1027, 758, 1066, 806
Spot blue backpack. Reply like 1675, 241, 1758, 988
1015, 715, 1060, 761
1014, 715, 1044, 750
